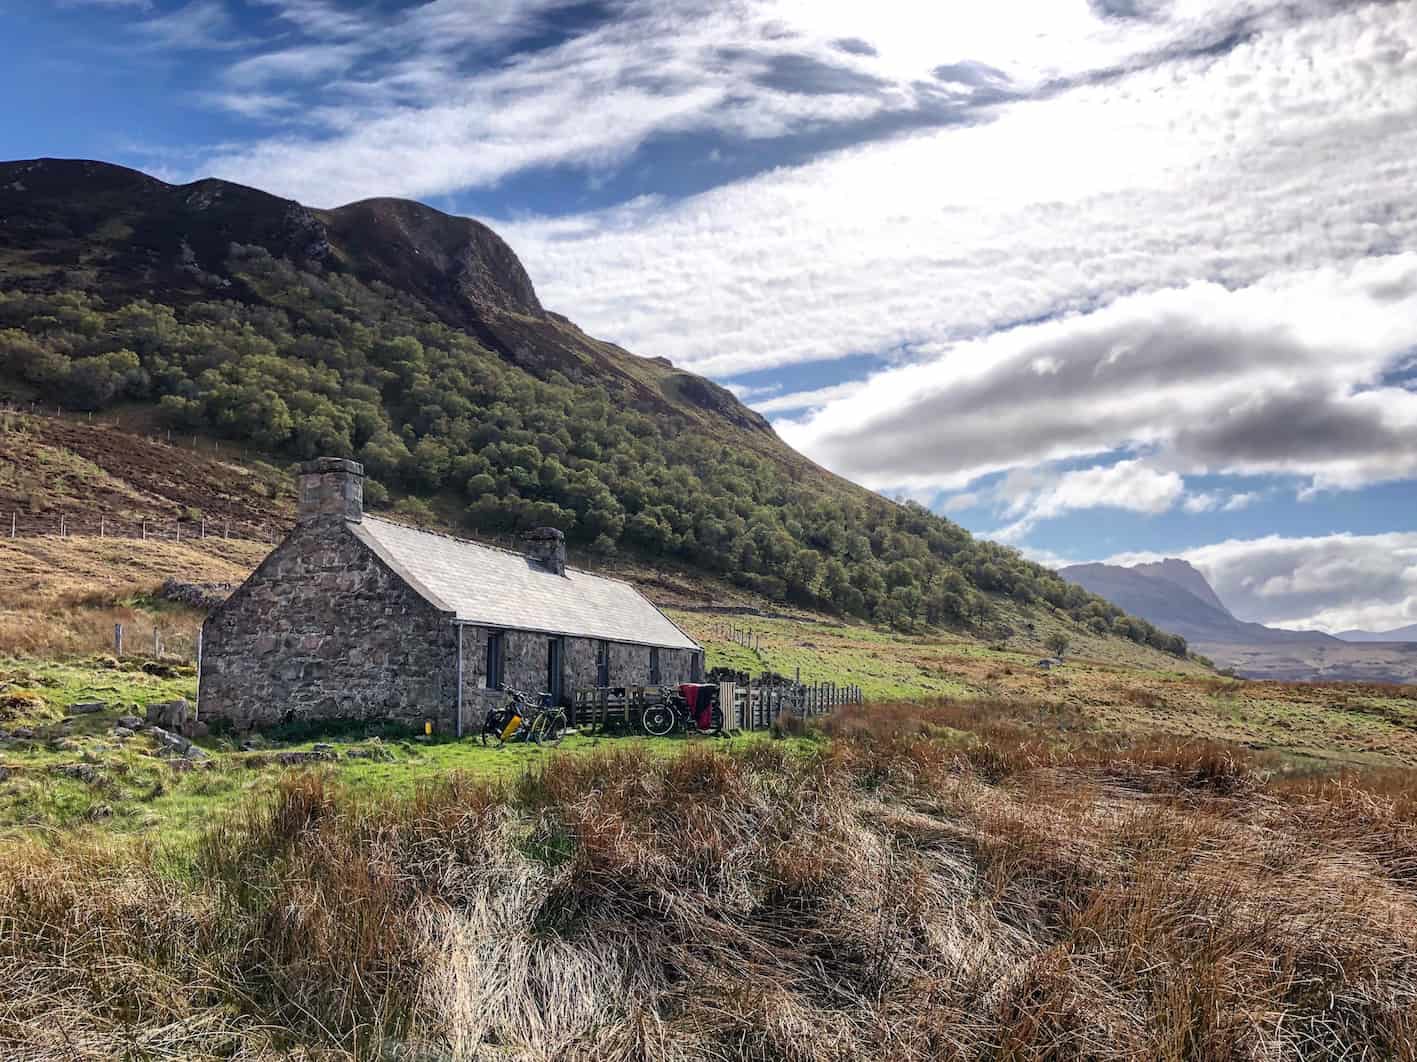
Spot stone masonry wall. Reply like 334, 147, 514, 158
459, 630, 702, 729
200, 517, 458, 731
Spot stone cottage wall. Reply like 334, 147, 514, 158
458, 630, 703, 729
457, 626, 553, 729
200, 517, 458, 731
657, 647, 699, 685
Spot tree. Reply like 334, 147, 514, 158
1045, 632, 1071, 658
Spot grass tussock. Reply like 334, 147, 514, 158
3, 700, 1417, 1059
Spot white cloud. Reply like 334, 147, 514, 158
1183, 493, 1220, 513
990, 459, 1184, 541
752, 379, 867, 414
1108, 532, 1417, 632
773, 256, 1417, 496
501, 1, 1417, 377
1222, 492, 1260, 512
140, 0, 241, 49
939, 490, 982, 513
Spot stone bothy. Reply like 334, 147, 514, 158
199, 458, 703, 732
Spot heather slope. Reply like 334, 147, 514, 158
0, 158, 1189, 661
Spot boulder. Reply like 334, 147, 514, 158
113, 726, 135, 739
149, 727, 191, 755
116, 715, 144, 730
145, 699, 189, 730
52, 763, 98, 783
184, 745, 210, 761
0, 765, 10, 782
10, 727, 35, 740
180, 718, 210, 740
70, 700, 106, 714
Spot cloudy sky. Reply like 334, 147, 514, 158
4, 0, 1416, 632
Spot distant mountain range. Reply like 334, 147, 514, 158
1335, 624, 1417, 643
1059, 558, 1417, 683
1058, 559, 1334, 646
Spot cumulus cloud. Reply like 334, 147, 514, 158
750, 380, 868, 414
773, 256, 1417, 496
1108, 532, 1417, 632
503, 1, 1417, 377
989, 459, 1184, 541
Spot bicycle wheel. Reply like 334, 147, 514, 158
641, 704, 677, 737
480, 713, 507, 747
534, 709, 567, 746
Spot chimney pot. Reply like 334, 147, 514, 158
298, 457, 364, 523
522, 526, 566, 575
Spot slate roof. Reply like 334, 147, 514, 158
350, 516, 700, 651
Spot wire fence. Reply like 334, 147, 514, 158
2, 512, 285, 545
0, 401, 251, 459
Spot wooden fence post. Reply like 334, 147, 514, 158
114, 623, 123, 657
99, 516, 104, 538
153, 627, 161, 658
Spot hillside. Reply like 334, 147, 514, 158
1130, 557, 1232, 615
1338, 623, 1417, 643
1059, 560, 1334, 646
1060, 558, 1417, 684
0, 157, 1188, 660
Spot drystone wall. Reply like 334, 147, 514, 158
200, 517, 457, 730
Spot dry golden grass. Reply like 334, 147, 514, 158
0, 535, 269, 657
3, 700, 1415, 1060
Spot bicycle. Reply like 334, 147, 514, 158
480, 685, 568, 747
640, 683, 725, 738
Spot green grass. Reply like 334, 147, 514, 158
0, 655, 796, 844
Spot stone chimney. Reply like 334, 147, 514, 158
522, 526, 566, 575
298, 457, 364, 524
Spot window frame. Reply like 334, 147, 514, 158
485, 630, 505, 690
596, 640, 610, 687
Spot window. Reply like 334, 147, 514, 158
690, 651, 704, 683
486, 631, 504, 690
596, 640, 610, 687
547, 637, 563, 704
649, 646, 661, 685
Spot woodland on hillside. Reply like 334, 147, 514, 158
0, 246, 1186, 655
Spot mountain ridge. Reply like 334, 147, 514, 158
0, 156, 1190, 659
1058, 559, 1336, 646
1336, 624, 1417, 643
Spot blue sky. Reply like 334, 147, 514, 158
4, 0, 1417, 632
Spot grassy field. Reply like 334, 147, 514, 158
4, 700, 1415, 1060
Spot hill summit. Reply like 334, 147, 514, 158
0, 156, 1188, 658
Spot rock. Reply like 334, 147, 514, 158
11, 728, 34, 740
145, 699, 189, 730
0, 765, 10, 782
184, 745, 210, 761
116, 715, 143, 730
52, 763, 98, 783
150, 727, 192, 755
70, 700, 106, 714
159, 576, 237, 611
276, 750, 336, 765
180, 719, 210, 740
311, 742, 335, 753
345, 746, 395, 762
113, 726, 135, 739
52, 738, 81, 753
87, 804, 113, 820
